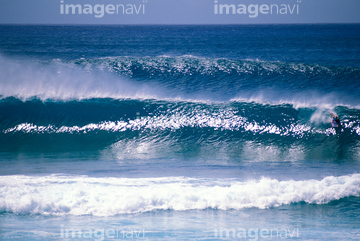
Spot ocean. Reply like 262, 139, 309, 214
0, 24, 360, 240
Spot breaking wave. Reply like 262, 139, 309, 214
1, 174, 359, 216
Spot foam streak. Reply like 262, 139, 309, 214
1, 174, 359, 216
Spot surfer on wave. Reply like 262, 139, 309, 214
331, 113, 341, 127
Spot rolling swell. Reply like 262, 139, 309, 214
62, 55, 360, 101
1, 54, 360, 159
65, 55, 360, 81
1, 54, 360, 103
1, 97, 359, 160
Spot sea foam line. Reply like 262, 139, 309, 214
5, 114, 359, 137
3, 116, 318, 137
1, 174, 359, 216
3, 115, 347, 137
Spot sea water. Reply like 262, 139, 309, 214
0, 24, 360, 240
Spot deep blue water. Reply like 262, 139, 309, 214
1, 24, 360, 240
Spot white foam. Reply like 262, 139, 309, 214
0, 55, 164, 101
1, 174, 359, 216
3, 107, 320, 138
1, 54, 359, 110
230, 90, 357, 110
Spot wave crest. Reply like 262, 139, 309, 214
1, 174, 359, 216
65, 55, 360, 81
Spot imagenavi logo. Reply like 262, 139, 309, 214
214, 0, 301, 18
60, 0, 148, 18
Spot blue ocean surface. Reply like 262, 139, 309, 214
0, 24, 360, 240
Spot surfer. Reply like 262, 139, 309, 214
331, 113, 340, 127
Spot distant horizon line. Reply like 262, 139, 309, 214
1, 22, 360, 26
